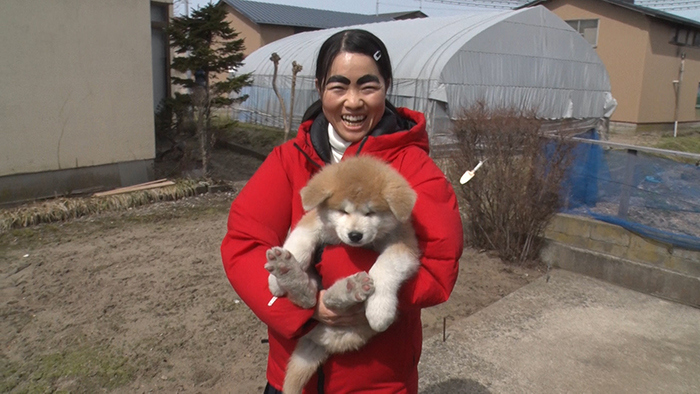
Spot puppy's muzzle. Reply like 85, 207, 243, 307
348, 231, 363, 243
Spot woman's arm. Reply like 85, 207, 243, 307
220, 147, 315, 338
397, 149, 463, 309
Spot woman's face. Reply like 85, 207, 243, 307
318, 52, 388, 143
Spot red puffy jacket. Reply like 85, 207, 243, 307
221, 107, 463, 393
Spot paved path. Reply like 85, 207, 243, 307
419, 269, 700, 393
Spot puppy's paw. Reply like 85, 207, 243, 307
264, 247, 317, 309
365, 294, 397, 333
265, 247, 292, 272
324, 272, 374, 311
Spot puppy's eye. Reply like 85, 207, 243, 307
338, 209, 348, 215
365, 211, 376, 217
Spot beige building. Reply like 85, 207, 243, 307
220, 0, 426, 57
0, 0, 171, 205
520, 0, 700, 134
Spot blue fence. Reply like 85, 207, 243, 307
562, 130, 700, 251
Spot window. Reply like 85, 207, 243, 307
672, 28, 700, 48
566, 19, 599, 47
695, 82, 700, 109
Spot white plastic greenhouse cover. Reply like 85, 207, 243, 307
235, 5, 616, 147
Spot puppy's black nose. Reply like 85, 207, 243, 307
348, 232, 363, 243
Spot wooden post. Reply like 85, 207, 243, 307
286, 61, 303, 141
617, 149, 637, 218
270, 52, 288, 133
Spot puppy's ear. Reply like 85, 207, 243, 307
384, 182, 417, 223
300, 181, 332, 211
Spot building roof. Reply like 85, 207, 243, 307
238, 6, 614, 124
517, 0, 700, 30
220, 0, 426, 30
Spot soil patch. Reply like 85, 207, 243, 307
1, 148, 543, 393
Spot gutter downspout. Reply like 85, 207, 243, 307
673, 52, 685, 138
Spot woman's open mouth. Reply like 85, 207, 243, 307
341, 115, 367, 128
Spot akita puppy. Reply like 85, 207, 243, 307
265, 155, 420, 394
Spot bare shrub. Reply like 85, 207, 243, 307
448, 102, 574, 263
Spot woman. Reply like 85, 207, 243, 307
221, 29, 463, 394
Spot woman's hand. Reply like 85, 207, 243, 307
313, 290, 367, 327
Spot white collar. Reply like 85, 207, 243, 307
328, 123, 351, 163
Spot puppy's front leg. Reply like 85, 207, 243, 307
365, 242, 420, 332
265, 210, 325, 307
265, 247, 318, 309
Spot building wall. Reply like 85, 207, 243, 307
641, 19, 700, 124
546, 0, 648, 123
259, 25, 297, 48
0, 0, 157, 203
0, 0, 155, 177
223, 4, 264, 56
542, 0, 700, 128
222, 4, 308, 58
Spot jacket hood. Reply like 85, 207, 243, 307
294, 107, 429, 166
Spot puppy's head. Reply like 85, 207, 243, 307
300, 156, 417, 246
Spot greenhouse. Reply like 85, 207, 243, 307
233, 5, 617, 152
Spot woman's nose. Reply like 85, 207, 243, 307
344, 89, 363, 108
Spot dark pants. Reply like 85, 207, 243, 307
263, 383, 283, 394
264, 367, 325, 393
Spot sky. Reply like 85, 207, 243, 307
177, 0, 506, 17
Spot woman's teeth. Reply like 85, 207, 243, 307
342, 115, 366, 124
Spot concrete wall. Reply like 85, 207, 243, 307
541, 0, 700, 129
542, 213, 700, 307
0, 0, 156, 203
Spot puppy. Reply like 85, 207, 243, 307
264, 155, 420, 394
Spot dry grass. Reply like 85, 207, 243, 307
0, 179, 203, 233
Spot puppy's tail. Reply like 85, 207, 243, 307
284, 337, 329, 394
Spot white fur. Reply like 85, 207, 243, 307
264, 156, 420, 394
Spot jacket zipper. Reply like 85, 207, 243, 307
354, 136, 370, 156
293, 142, 323, 169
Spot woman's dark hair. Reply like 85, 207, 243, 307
303, 29, 395, 121
316, 29, 392, 90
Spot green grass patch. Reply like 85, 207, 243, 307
213, 116, 290, 154
655, 134, 700, 154
1, 345, 136, 393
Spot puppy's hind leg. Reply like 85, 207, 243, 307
284, 336, 329, 394
323, 272, 374, 311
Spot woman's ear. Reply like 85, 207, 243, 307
315, 78, 322, 96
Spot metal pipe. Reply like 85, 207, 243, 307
673, 53, 685, 138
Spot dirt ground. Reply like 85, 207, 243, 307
1, 148, 543, 393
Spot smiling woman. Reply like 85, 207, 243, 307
221, 29, 464, 394
303, 29, 396, 150
320, 52, 387, 143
